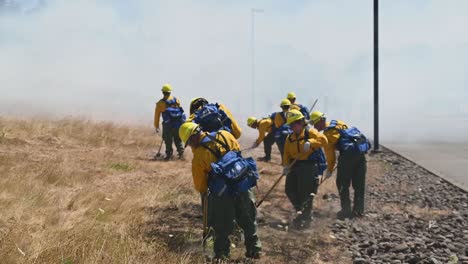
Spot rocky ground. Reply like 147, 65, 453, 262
331, 147, 468, 264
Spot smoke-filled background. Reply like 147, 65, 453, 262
1, 0, 467, 142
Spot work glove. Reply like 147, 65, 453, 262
303, 141, 311, 152
155, 128, 160, 134
252, 142, 259, 148
325, 170, 333, 179
282, 166, 290, 176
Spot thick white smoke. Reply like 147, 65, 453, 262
1, 0, 467, 142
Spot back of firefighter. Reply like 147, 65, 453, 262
282, 110, 328, 228
188, 97, 242, 139
178, 122, 262, 260
154, 84, 185, 160
311, 111, 367, 219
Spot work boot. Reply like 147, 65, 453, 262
245, 250, 263, 259
177, 152, 184, 160
164, 154, 173, 161
257, 156, 271, 162
336, 209, 352, 220
352, 209, 364, 218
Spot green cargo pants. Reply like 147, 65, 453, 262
285, 161, 319, 220
209, 190, 262, 258
262, 132, 275, 161
162, 123, 183, 158
336, 152, 367, 214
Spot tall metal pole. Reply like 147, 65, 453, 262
251, 9, 263, 115
251, 9, 255, 114
373, 0, 380, 151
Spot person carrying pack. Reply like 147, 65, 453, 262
247, 116, 276, 162
282, 109, 328, 229
154, 84, 186, 160
178, 122, 262, 260
188, 97, 242, 139
311, 111, 371, 219
287, 92, 310, 120
274, 99, 293, 159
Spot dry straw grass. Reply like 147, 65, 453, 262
0, 116, 371, 263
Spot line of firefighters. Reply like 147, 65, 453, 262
154, 84, 371, 260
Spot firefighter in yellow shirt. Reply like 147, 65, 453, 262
273, 99, 292, 158
311, 111, 369, 219
282, 110, 328, 228
178, 122, 262, 260
153, 84, 186, 160
188, 97, 242, 139
286, 92, 310, 120
247, 117, 275, 162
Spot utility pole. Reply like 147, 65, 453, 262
251, 8, 263, 114
373, 0, 380, 151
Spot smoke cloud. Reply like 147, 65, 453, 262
1, 0, 467, 142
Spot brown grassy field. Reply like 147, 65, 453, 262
0, 116, 384, 263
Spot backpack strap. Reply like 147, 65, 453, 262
164, 97, 179, 107
200, 132, 231, 159
281, 112, 287, 123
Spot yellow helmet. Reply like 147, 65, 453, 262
178, 122, 200, 145
286, 109, 304, 125
280, 99, 292, 107
161, 84, 173, 93
310, 111, 325, 125
287, 92, 296, 99
247, 117, 257, 127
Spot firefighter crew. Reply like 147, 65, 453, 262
282, 109, 328, 228
311, 111, 369, 219
178, 122, 262, 260
247, 116, 275, 162
153, 84, 186, 160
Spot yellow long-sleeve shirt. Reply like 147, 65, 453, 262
187, 103, 242, 139
283, 127, 328, 166
323, 120, 348, 173
154, 95, 181, 129
191, 130, 241, 193
255, 118, 273, 145
274, 111, 288, 129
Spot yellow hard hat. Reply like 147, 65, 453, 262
247, 117, 257, 126
287, 92, 296, 99
286, 109, 304, 125
178, 122, 200, 146
280, 99, 292, 107
310, 111, 325, 125
161, 84, 173, 93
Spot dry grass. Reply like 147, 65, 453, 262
0, 116, 196, 263
0, 116, 386, 263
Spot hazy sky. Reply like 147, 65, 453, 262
1, 0, 467, 142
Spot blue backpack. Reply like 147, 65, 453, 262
326, 120, 371, 154
201, 132, 259, 197
162, 97, 186, 127
274, 112, 291, 140
193, 103, 233, 133
288, 128, 328, 175
296, 104, 310, 120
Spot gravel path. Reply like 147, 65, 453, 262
331, 148, 468, 264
